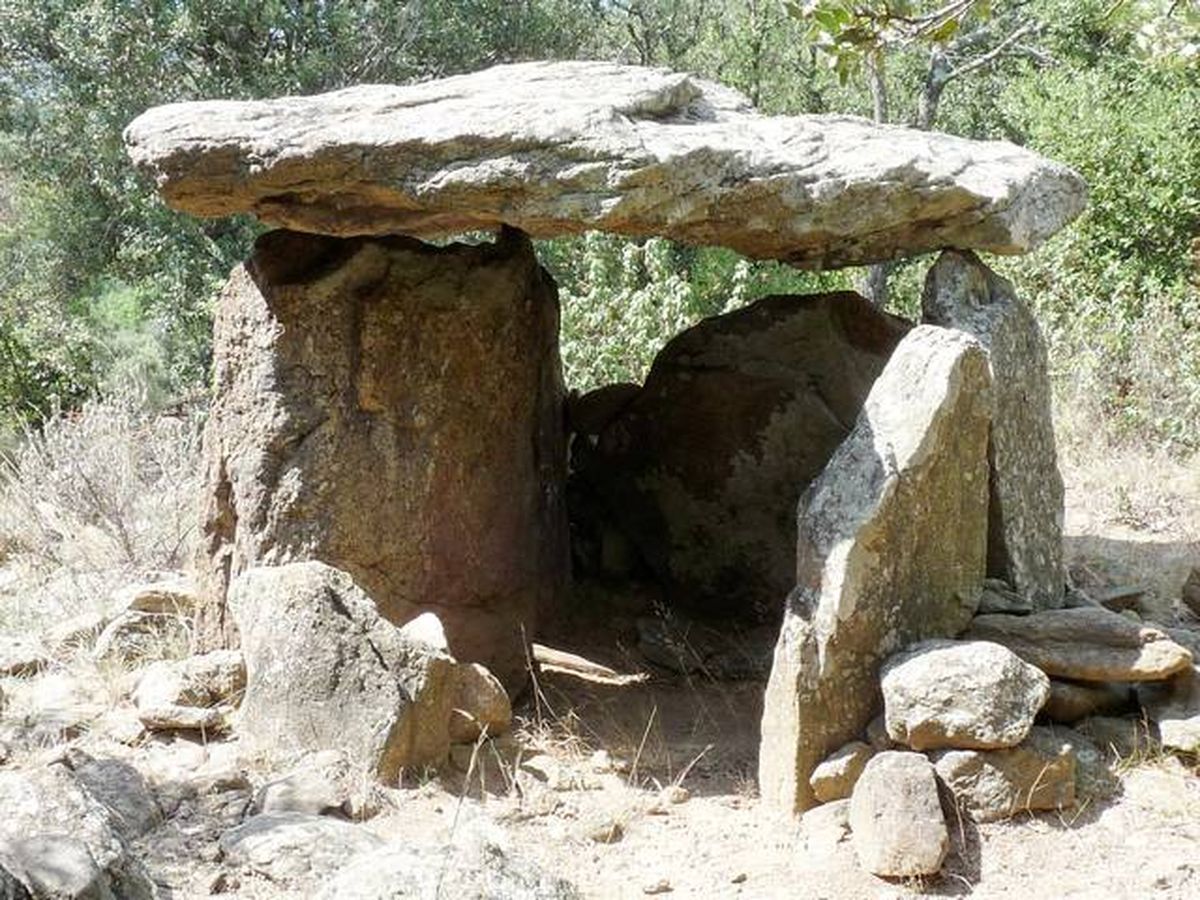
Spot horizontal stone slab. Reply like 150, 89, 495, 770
124, 61, 1086, 268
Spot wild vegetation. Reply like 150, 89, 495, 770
0, 0, 1197, 454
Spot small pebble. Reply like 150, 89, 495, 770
643, 879, 672, 894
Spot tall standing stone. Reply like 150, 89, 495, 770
198, 228, 567, 686
922, 250, 1065, 608
759, 326, 992, 814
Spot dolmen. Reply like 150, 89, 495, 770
125, 60, 1098, 822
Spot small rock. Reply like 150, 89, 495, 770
1137, 665, 1200, 754
848, 752, 948, 878
230, 563, 459, 781
1042, 679, 1131, 724
730, 873, 748, 884
932, 726, 1075, 822
643, 879, 672, 894
133, 649, 245, 733
659, 784, 689, 805
965, 607, 1194, 682
112, 575, 200, 616
810, 741, 873, 803
882, 639, 1049, 750
218, 812, 384, 881
0, 637, 49, 677
397, 612, 450, 653
448, 663, 512, 743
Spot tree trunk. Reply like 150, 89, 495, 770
860, 49, 892, 308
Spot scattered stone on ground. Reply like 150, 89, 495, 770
966, 607, 1194, 681
760, 326, 992, 813
848, 751, 949, 878
810, 742, 874, 803
125, 61, 1086, 267
229, 562, 459, 780
881, 639, 1049, 751
922, 250, 1065, 609
133, 649, 245, 733
1042, 679, 1131, 724
932, 726, 1076, 822
582, 291, 906, 622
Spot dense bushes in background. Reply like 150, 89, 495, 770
0, 0, 1197, 451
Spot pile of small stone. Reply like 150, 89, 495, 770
803, 601, 1197, 879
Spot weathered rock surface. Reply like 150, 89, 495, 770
219, 813, 384, 882
760, 326, 992, 813
198, 227, 567, 685
922, 250, 1064, 608
449, 663, 513, 743
810, 741, 874, 804
584, 291, 908, 621
0, 764, 157, 899
1042, 679, 1131, 724
881, 639, 1049, 751
977, 578, 1034, 616
848, 752, 949, 878
1137, 666, 1200, 754
133, 650, 245, 733
1078, 715, 1160, 759
229, 563, 458, 781
125, 61, 1085, 268
65, 752, 161, 840
966, 607, 1194, 682
932, 726, 1076, 822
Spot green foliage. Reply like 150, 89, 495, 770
546, 233, 849, 390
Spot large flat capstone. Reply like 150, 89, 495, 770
759, 325, 992, 814
125, 60, 1086, 268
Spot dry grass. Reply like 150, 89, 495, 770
0, 385, 201, 636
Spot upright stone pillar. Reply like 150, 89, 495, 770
197, 227, 568, 686
922, 250, 1065, 609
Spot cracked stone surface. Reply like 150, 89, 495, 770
125, 60, 1086, 267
